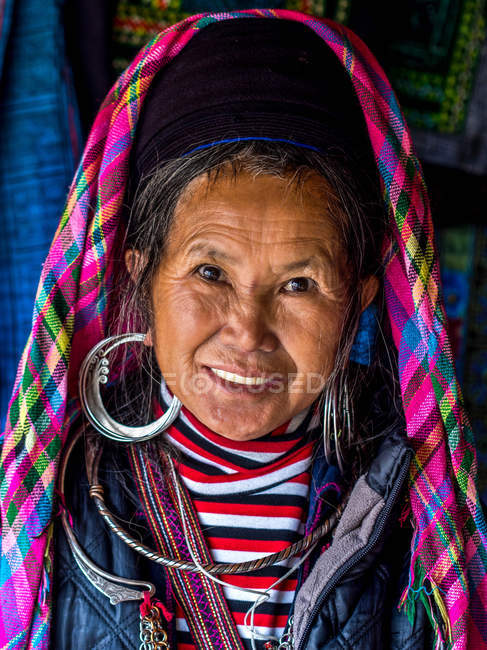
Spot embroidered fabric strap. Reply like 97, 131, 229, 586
128, 446, 244, 650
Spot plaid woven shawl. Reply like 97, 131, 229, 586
1, 10, 486, 649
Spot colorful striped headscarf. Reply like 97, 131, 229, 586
1, 10, 486, 649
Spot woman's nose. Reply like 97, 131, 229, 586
219, 295, 279, 353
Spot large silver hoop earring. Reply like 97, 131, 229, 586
79, 333, 182, 443
322, 376, 351, 471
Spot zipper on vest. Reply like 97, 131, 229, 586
296, 448, 413, 650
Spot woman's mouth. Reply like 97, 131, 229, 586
202, 366, 283, 394
209, 367, 267, 385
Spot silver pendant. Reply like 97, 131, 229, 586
62, 510, 155, 605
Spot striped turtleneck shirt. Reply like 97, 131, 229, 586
160, 382, 320, 649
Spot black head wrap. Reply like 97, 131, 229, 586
131, 18, 376, 185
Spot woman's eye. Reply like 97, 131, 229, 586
196, 264, 223, 283
282, 277, 316, 293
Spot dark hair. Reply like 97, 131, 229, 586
115, 140, 399, 479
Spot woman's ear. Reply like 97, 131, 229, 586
124, 249, 153, 346
360, 275, 379, 312
124, 249, 144, 280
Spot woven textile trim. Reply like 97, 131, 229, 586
0, 9, 486, 649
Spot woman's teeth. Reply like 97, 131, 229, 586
209, 367, 267, 385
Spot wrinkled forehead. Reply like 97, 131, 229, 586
162, 168, 348, 278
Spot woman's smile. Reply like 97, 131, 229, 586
207, 366, 273, 385
203, 364, 285, 392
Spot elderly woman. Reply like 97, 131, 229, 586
1, 10, 486, 650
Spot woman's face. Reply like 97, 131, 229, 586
145, 169, 376, 441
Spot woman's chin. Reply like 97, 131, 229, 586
203, 419, 279, 441
184, 392, 301, 441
